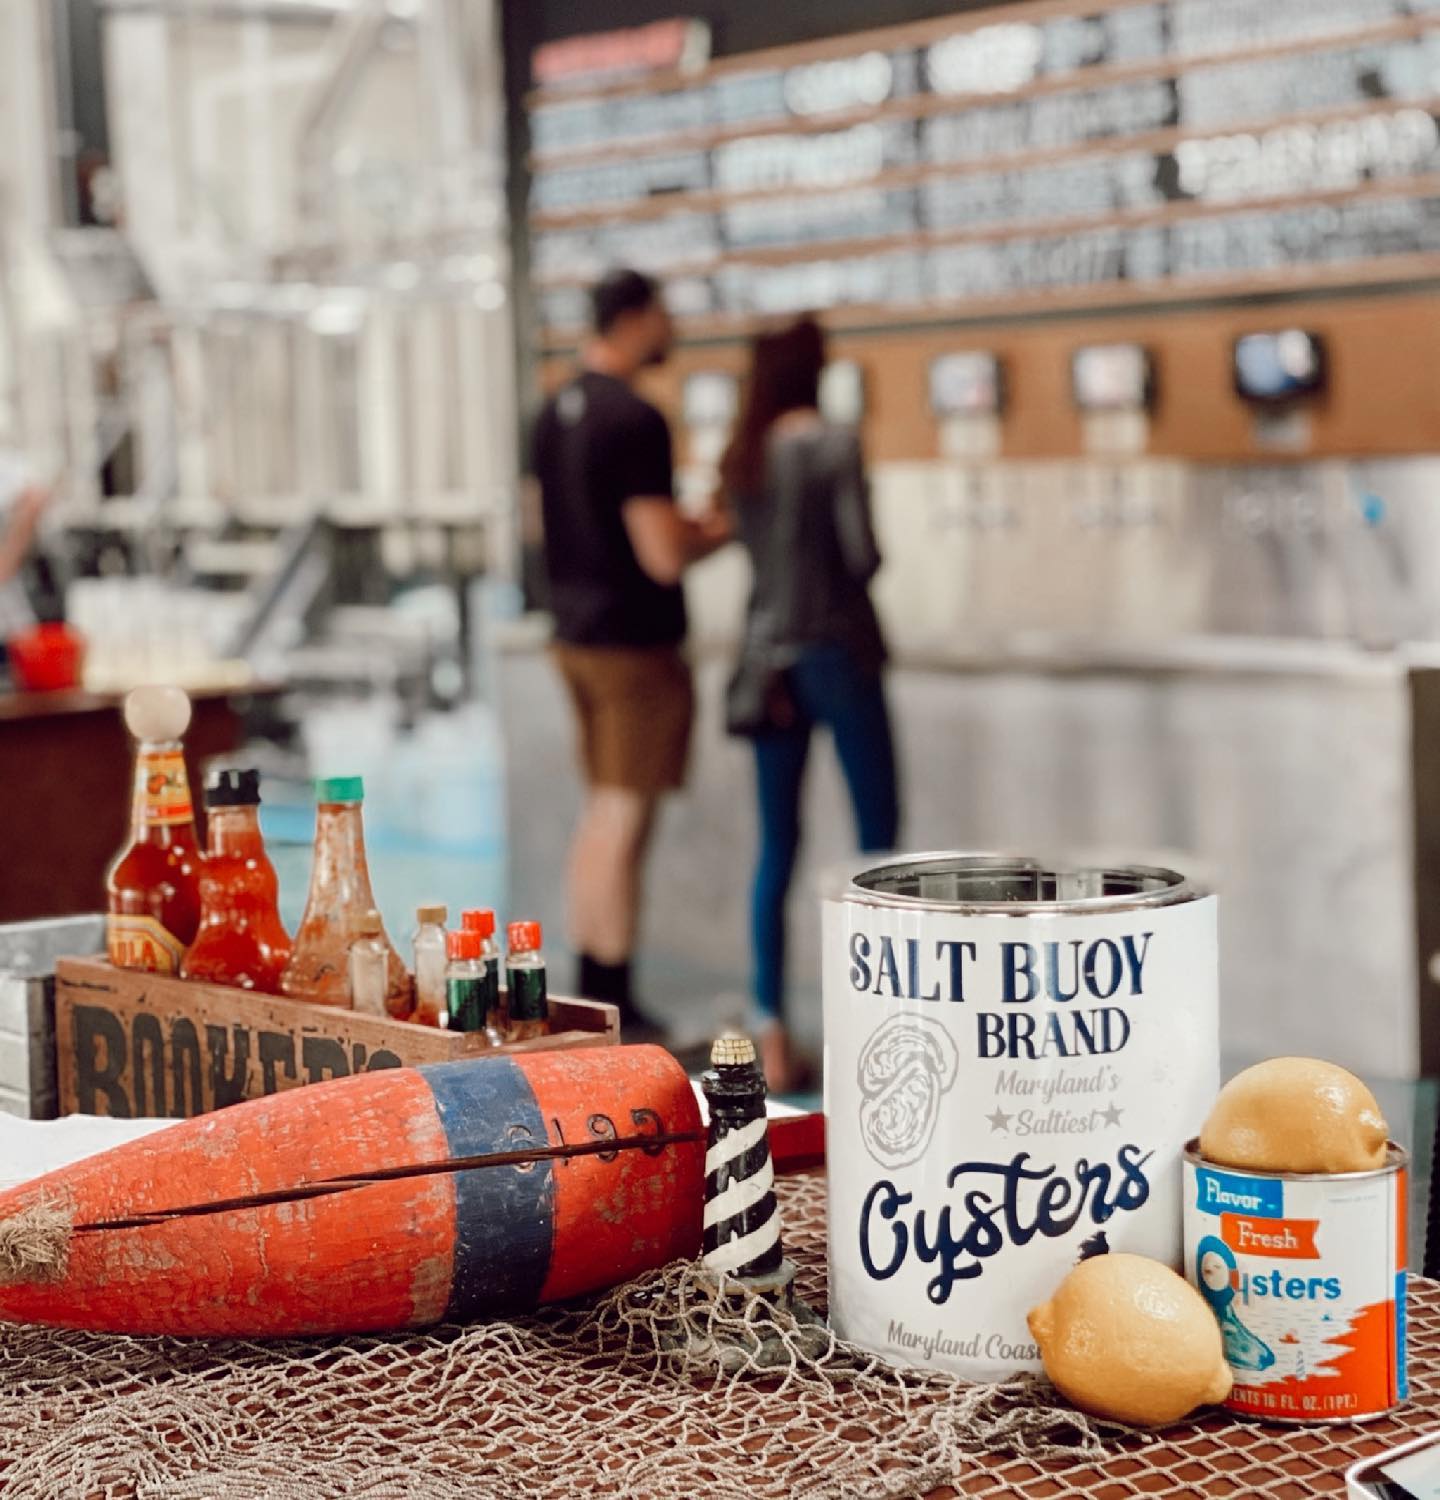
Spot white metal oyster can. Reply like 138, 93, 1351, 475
823, 854, 1219, 1381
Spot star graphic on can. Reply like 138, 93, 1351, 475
986, 1106, 1012, 1133
1099, 1102, 1124, 1127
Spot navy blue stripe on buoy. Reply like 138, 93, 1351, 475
419, 1056, 554, 1319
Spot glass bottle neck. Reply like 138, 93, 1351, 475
308, 800, 377, 901
207, 804, 264, 857
131, 740, 197, 842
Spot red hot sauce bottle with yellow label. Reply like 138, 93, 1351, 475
105, 685, 203, 973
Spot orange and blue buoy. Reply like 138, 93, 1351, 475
0, 1045, 704, 1337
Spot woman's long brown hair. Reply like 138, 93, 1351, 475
719, 317, 827, 497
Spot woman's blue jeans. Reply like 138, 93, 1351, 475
750, 642, 899, 1023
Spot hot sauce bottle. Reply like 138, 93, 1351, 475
445, 929, 501, 1045
411, 904, 449, 1028
505, 921, 550, 1043
349, 909, 390, 1018
280, 776, 411, 1013
180, 769, 292, 993
461, 908, 501, 1033
106, 685, 203, 973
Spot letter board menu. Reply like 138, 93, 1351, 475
524, 0, 1440, 341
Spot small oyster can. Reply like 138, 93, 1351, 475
1183, 1144, 1408, 1422
824, 853, 1219, 1381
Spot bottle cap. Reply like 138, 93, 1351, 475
358, 908, 383, 937
124, 684, 192, 743
205, 768, 261, 807
461, 908, 496, 939
447, 929, 483, 961
316, 775, 364, 804
417, 903, 447, 926
507, 920, 542, 954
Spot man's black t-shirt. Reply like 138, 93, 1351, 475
531, 371, 686, 648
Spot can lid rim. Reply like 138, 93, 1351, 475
1183, 1137, 1411, 1180
843, 851, 1205, 914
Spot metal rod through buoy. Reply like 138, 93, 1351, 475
71, 1127, 708, 1233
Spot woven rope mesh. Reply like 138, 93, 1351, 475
1, 1172, 1435, 1498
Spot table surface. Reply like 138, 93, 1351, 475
1, 1166, 1435, 1498
775, 1175, 1432, 1499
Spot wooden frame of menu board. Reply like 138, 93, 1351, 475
600, 283, 1440, 465
519, 0, 1440, 458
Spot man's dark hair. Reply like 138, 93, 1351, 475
591, 268, 660, 335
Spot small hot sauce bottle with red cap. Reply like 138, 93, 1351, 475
446, 929, 502, 1045
106, 685, 203, 973
505, 920, 550, 1043
461, 908, 501, 1032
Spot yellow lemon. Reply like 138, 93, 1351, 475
1200, 1057, 1388, 1175
1028, 1253, 1233, 1427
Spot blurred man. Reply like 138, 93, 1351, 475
530, 269, 729, 1034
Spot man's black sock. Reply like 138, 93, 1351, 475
577, 953, 636, 1014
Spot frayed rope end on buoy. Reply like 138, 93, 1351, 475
0, 1201, 72, 1284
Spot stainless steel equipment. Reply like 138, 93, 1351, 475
861, 458, 1440, 657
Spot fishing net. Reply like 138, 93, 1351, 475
2, 1172, 1435, 1499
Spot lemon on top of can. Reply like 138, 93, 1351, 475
1199, 1057, 1388, 1175
1027, 1253, 1233, 1428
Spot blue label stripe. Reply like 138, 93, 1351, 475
1398, 1271, 1410, 1401
1193, 1165, 1284, 1219
420, 1057, 555, 1319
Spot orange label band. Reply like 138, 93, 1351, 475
1221, 1213, 1320, 1260
107, 914, 186, 974
136, 751, 193, 826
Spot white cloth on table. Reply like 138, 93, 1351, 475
0, 1114, 174, 1189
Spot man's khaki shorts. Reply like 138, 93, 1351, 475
552, 642, 694, 794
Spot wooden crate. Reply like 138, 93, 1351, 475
54, 958, 618, 1119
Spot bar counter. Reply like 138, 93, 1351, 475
0, 683, 280, 924
501, 625, 1440, 1080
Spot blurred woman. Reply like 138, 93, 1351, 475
719, 319, 899, 1090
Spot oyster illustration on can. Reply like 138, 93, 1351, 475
858, 1015, 959, 1169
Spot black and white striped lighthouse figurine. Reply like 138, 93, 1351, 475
701, 1034, 787, 1288
689, 1034, 823, 1367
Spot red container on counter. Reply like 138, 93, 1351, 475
8, 623, 84, 692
